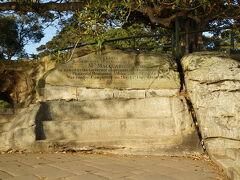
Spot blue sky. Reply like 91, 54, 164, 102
24, 27, 213, 56
24, 26, 57, 55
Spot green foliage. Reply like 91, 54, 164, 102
51, 50, 69, 64
0, 100, 11, 108
17, 14, 44, 45
0, 16, 22, 60
205, 28, 240, 52
37, 3, 172, 58
33, 0, 239, 57
0, 13, 44, 60
37, 21, 172, 58
103, 24, 171, 52
204, 19, 240, 52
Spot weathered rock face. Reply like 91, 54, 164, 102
32, 47, 202, 155
45, 48, 179, 89
0, 48, 203, 155
0, 60, 41, 107
181, 52, 240, 180
0, 70, 35, 107
1, 49, 240, 178
0, 104, 40, 151
34, 96, 201, 155
0, 58, 56, 107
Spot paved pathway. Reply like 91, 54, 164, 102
0, 153, 228, 180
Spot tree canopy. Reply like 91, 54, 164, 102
0, 13, 44, 59
0, 16, 20, 59
1, 1, 239, 26
0, 0, 239, 58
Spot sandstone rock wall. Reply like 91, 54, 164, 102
181, 52, 240, 180
0, 60, 40, 107
0, 58, 56, 108
0, 104, 40, 151
0, 48, 239, 179
35, 48, 202, 155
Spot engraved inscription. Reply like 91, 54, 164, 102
45, 50, 180, 89
58, 57, 160, 81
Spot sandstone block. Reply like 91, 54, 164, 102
181, 52, 240, 141
35, 96, 202, 155
0, 131, 13, 151
44, 85, 180, 101
43, 98, 175, 120
44, 85, 78, 101
0, 104, 40, 151
146, 89, 179, 97
113, 89, 145, 99
13, 126, 36, 150
45, 48, 180, 89
181, 52, 240, 180
77, 87, 113, 100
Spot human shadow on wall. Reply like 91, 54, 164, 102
35, 102, 52, 140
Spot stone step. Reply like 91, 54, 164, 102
40, 98, 176, 121
40, 118, 178, 140
33, 137, 202, 156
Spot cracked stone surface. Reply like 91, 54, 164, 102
1, 50, 239, 180
0, 48, 201, 155
0, 153, 228, 180
0, 104, 40, 151
181, 52, 240, 180
45, 48, 179, 90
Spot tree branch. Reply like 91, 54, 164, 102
0, 2, 88, 12
137, 6, 192, 28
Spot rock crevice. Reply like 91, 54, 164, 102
0, 49, 239, 180
175, 57, 205, 151
181, 52, 240, 180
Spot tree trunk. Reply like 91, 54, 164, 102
178, 19, 206, 56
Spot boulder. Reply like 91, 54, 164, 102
0, 58, 56, 107
0, 70, 35, 107
0, 104, 41, 151
0, 60, 43, 107
181, 52, 240, 180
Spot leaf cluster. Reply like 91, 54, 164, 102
0, 13, 44, 59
